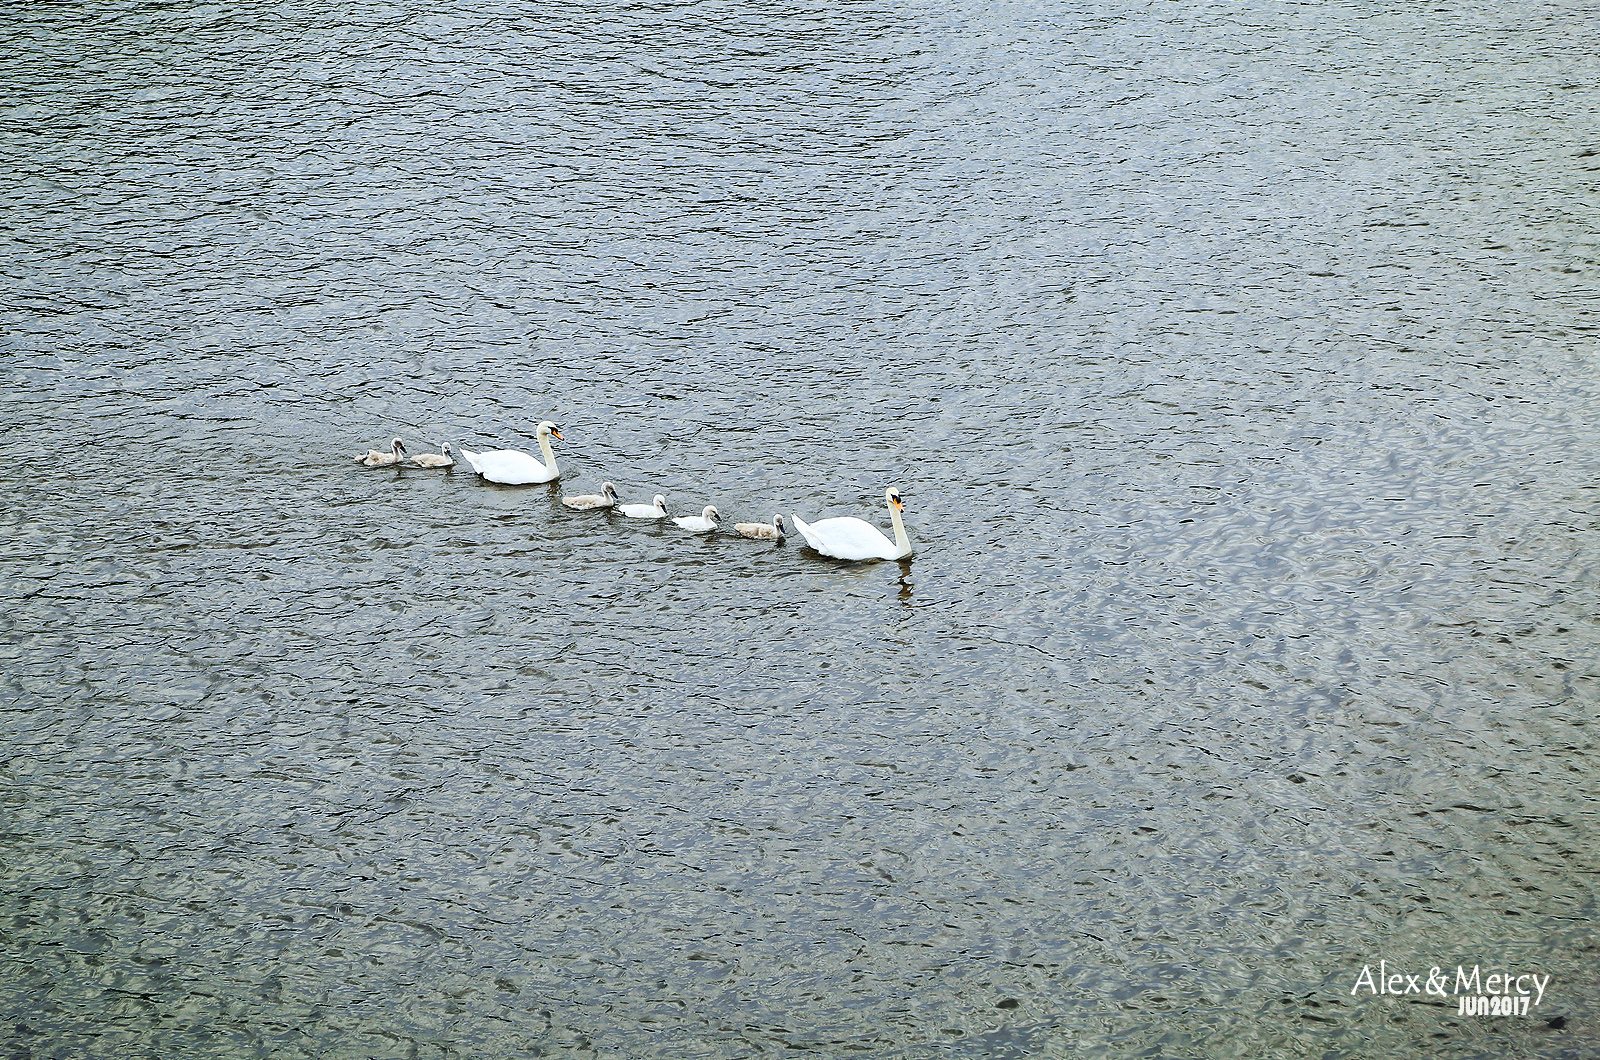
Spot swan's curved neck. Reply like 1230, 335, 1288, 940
538, 432, 559, 475
888, 501, 911, 558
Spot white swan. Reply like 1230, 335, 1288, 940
791, 488, 912, 561
618, 494, 668, 519
563, 482, 618, 510
673, 505, 720, 532
410, 443, 453, 468
734, 514, 786, 540
358, 438, 406, 466
460, 421, 563, 484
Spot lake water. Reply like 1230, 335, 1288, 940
3, 0, 1597, 1057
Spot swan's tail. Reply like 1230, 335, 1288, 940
788, 514, 818, 549
459, 447, 483, 475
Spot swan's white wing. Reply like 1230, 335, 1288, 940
791, 515, 898, 560
463, 448, 555, 484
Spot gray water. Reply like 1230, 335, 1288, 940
3, 1, 1598, 1057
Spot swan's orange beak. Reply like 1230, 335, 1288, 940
890, 496, 905, 512
551, 428, 564, 441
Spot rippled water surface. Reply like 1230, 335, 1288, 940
4, 0, 1599, 1057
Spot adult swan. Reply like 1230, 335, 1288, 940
791, 488, 913, 561
460, 421, 563, 484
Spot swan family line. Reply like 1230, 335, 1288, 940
357, 421, 914, 562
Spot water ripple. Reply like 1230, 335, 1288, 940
4, 0, 1598, 1057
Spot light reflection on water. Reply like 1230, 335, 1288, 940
3, 0, 1598, 1057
